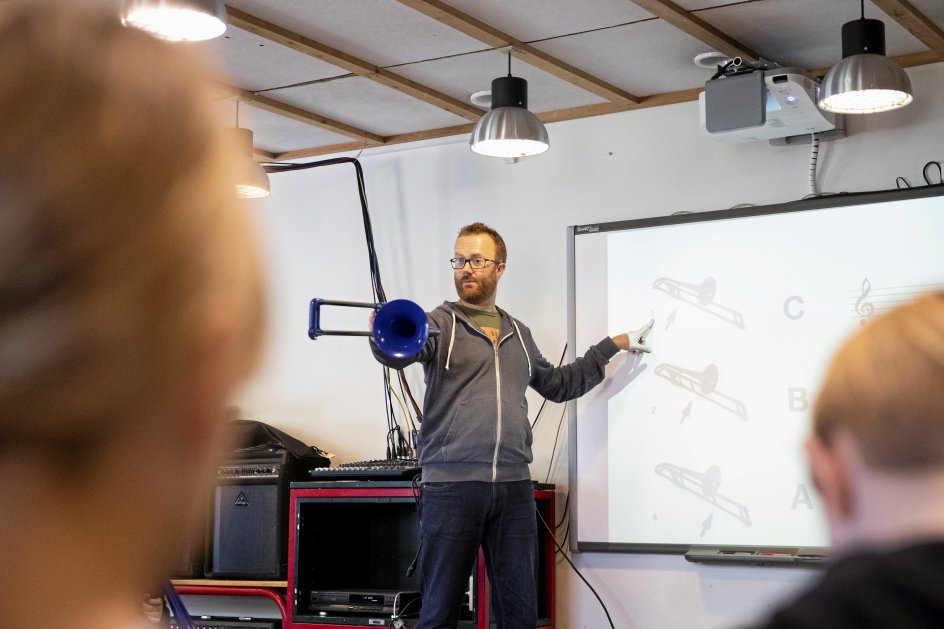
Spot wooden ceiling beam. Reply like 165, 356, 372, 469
274, 123, 474, 161
252, 147, 277, 161
893, 49, 944, 67
253, 0, 944, 163
272, 85, 710, 161
872, 0, 944, 55
396, 0, 642, 106
215, 82, 385, 144
225, 5, 485, 121
266, 45, 944, 162
238, 90, 386, 145
275, 142, 374, 161
628, 0, 761, 62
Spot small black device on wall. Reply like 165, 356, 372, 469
206, 448, 308, 579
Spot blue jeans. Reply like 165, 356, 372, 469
416, 479, 537, 629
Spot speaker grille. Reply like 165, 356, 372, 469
211, 484, 280, 577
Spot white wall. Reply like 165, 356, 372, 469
232, 62, 944, 628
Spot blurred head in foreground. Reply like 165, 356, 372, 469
0, 3, 265, 627
808, 292, 944, 553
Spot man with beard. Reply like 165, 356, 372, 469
369, 222, 652, 629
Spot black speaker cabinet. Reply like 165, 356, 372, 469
206, 448, 306, 579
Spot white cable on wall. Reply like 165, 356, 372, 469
808, 132, 820, 195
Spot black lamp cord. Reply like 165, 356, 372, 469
537, 508, 615, 629
530, 343, 567, 430
401, 489, 606, 626
894, 160, 944, 189
527, 343, 568, 483
544, 402, 568, 484
527, 344, 613, 628
405, 474, 422, 577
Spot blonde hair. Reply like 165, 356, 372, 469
0, 4, 265, 451
814, 292, 944, 470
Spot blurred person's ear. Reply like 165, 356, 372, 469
806, 433, 856, 527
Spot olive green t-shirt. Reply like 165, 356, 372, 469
457, 303, 502, 346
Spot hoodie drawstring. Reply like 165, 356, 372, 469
445, 310, 456, 370
512, 319, 531, 378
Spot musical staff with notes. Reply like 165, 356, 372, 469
851, 280, 944, 324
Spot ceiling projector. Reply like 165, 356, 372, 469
698, 66, 843, 144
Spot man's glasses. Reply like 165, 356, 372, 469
450, 257, 499, 270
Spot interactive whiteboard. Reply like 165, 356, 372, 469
567, 187, 944, 553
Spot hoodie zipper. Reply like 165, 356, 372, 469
450, 305, 517, 482
491, 330, 515, 481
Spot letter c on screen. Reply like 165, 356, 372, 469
784, 296, 805, 320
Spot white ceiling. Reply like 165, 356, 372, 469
190, 0, 944, 160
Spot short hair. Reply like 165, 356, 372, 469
0, 4, 265, 453
457, 222, 507, 263
813, 292, 944, 470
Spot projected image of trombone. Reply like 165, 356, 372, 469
652, 276, 746, 330
654, 363, 748, 421
655, 462, 752, 527
308, 298, 440, 358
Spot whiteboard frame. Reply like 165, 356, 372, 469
566, 185, 944, 555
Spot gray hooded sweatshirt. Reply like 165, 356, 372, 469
371, 301, 619, 483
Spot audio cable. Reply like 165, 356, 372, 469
536, 509, 615, 629
266, 157, 420, 460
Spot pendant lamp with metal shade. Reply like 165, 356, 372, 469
121, 0, 227, 42
230, 127, 270, 198
819, 1, 913, 114
470, 52, 549, 158
228, 100, 270, 199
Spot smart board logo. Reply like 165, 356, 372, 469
234, 491, 250, 507
575, 225, 600, 233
